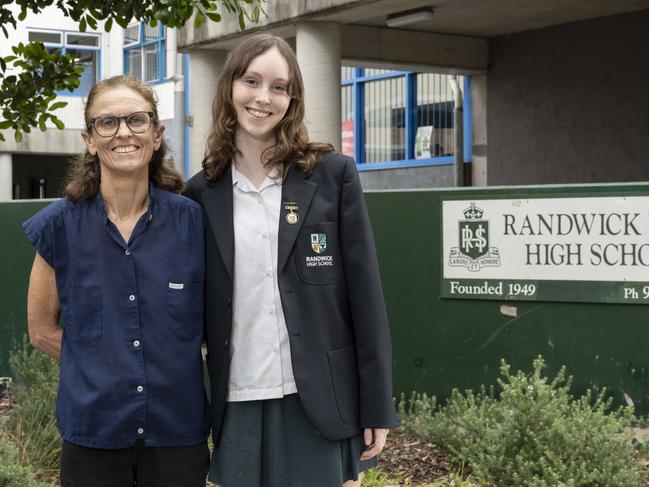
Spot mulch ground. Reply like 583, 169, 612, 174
377, 429, 455, 484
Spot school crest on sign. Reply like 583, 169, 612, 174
449, 202, 501, 272
311, 233, 327, 254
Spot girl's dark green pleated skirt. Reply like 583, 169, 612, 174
209, 394, 378, 487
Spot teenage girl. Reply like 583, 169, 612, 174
185, 33, 398, 487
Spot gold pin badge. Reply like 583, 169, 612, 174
284, 202, 299, 225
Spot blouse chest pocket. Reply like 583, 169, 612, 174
295, 222, 343, 285
166, 281, 203, 340
63, 286, 103, 344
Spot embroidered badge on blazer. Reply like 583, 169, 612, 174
296, 223, 341, 284
310, 233, 327, 253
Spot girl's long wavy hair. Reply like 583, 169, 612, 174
203, 33, 334, 183
65, 75, 185, 202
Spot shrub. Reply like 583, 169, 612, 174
401, 357, 640, 487
0, 433, 48, 487
3, 339, 60, 475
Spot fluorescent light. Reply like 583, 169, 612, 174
386, 7, 435, 28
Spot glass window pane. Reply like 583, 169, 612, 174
144, 24, 161, 41
67, 49, 97, 93
28, 31, 61, 44
341, 67, 354, 82
415, 73, 458, 158
125, 48, 142, 80
365, 68, 392, 77
341, 85, 354, 158
67, 33, 99, 47
124, 24, 140, 46
364, 76, 405, 163
143, 44, 160, 81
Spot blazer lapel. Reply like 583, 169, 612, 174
278, 167, 317, 272
201, 167, 234, 279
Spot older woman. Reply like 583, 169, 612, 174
23, 75, 209, 487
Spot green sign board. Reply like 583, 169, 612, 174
441, 196, 649, 304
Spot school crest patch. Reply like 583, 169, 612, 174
310, 233, 327, 254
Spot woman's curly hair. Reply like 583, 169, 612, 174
65, 75, 185, 201
202, 33, 333, 183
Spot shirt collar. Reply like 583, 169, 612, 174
232, 164, 281, 193
94, 181, 156, 224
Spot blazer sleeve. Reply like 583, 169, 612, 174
338, 157, 400, 429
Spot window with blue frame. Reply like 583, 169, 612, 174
124, 23, 165, 83
341, 67, 470, 167
28, 30, 100, 95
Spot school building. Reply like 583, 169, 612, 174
1, 0, 649, 199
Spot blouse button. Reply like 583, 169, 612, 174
133, 340, 140, 348
137, 428, 144, 435
137, 385, 144, 392
129, 294, 136, 301
125, 249, 131, 256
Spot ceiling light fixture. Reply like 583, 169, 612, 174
386, 7, 435, 28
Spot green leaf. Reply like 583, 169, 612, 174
18, 10, 27, 21
115, 16, 129, 29
0, 120, 12, 129
15, 130, 23, 143
205, 11, 221, 22
194, 11, 206, 28
0, 133, 5, 142
52, 118, 65, 130
86, 16, 98, 30
49, 101, 68, 111
238, 12, 245, 30
105, 17, 113, 32
79, 17, 87, 32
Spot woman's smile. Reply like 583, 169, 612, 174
245, 107, 273, 119
112, 144, 140, 154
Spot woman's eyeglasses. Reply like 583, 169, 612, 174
88, 111, 154, 137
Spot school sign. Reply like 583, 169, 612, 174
442, 196, 649, 304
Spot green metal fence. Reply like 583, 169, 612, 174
0, 200, 54, 374
365, 182, 649, 414
3, 183, 649, 412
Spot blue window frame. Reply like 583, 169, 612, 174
123, 23, 166, 83
28, 29, 100, 96
341, 67, 472, 170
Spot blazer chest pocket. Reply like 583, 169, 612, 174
63, 286, 103, 344
166, 281, 203, 339
295, 222, 343, 285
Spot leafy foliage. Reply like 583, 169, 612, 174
399, 357, 641, 487
0, 433, 48, 487
0, 0, 265, 141
0, 41, 82, 142
2, 339, 60, 476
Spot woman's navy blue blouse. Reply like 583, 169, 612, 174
23, 185, 210, 449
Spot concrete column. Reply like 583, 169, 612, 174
296, 22, 342, 150
166, 29, 178, 81
188, 49, 227, 176
0, 153, 13, 201
106, 27, 125, 77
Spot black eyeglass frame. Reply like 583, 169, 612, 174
87, 111, 156, 137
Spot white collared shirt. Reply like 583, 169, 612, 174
228, 165, 297, 401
